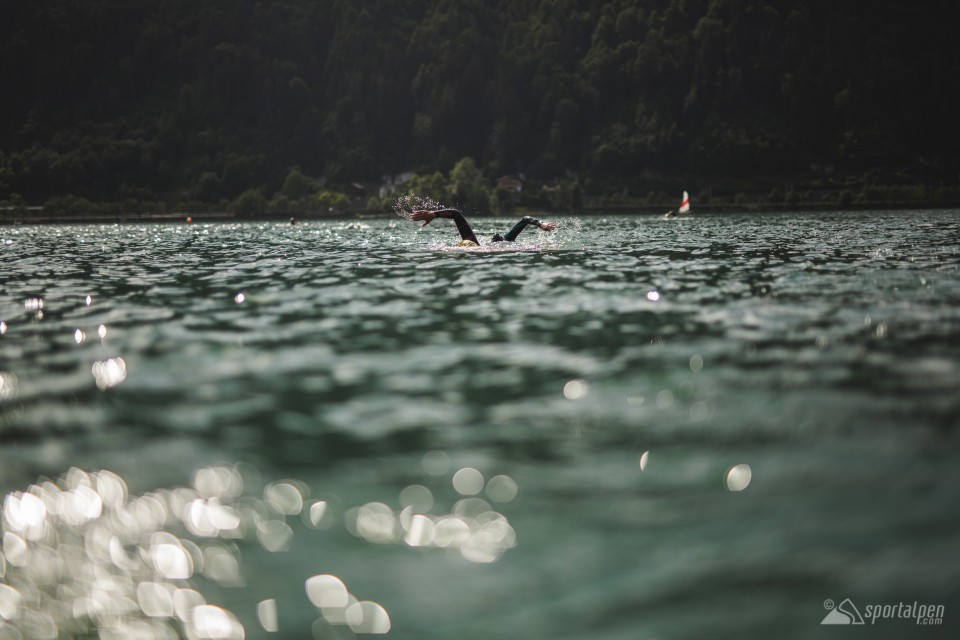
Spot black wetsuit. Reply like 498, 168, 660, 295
433, 209, 545, 245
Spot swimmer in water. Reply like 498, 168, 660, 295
410, 209, 556, 246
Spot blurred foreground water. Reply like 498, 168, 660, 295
1, 210, 958, 638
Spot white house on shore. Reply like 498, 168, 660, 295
379, 171, 416, 199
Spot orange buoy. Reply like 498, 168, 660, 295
186, 216, 193, 224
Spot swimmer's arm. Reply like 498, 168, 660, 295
412, 208, 480, 245
410, 210, 436, 225
502, 216, 557, 241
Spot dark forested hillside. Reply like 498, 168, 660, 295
1, 0, 958, 212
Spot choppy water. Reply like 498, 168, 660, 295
1, 210, 959, 639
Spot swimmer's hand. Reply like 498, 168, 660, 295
538, 221, 557, 231
411, 210, 436, 226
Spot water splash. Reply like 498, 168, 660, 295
391, 194, 448, 220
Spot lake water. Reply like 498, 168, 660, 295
1, 210, 958, 639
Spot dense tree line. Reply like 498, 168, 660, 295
0, 0, 957, 212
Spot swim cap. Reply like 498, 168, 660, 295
457, 240, 478, 247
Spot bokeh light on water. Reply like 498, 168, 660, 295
91, 357, 127, 390
0, 464, 518, 638
0, 372, 16, 401
724, 464, 753, 492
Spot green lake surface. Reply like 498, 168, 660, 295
1, 210, 958, 639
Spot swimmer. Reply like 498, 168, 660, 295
410, 209, 556, 246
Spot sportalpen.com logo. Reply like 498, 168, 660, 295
821, 598, 945, 626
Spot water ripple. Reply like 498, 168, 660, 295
2, 211, 959, 638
